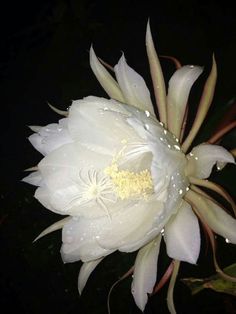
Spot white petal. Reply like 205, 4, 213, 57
61, 199, 165, 262
28, 118, 72, 156
98, 199, 165, 252
164, 200, 200, 264
38, 142, 113, 217
35, 186, 54, 211
145, 21, 167, 125
167, 65, 203, 138
34, 217, 71, 242
131, 235, 161, 311
28, 125, 42, 132
61, 217, 113, 262
187, 190, 236, 244
78, 258, 103, 294
90, 47, 125, 102
114, 54, 154, 114
68, 96, 141, 155
186, 144, 235, 179
22, 171, 43, 186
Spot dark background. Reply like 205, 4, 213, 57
1, 0, 236, 313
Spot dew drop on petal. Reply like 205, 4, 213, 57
174, 144, 180, 151
145, 110, 150, 117
145, 124, 150, 130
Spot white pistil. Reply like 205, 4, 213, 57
70, 169, 116, 216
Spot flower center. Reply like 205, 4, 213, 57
74, 169, 116, 212
104, 163, 153, 200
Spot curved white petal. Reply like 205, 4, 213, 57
68, 96, 141, 155
61, 198, 165, 263
114, 54, 154, 114
146, 21, 167, 125
28, 118, 72, 156
186, 190, 236, 244
90, 47, 125, 102
78, 258, 103, 294
22, 171, 43, 186
131, 235, 161, 311
38, 142, 114, 217
164, 200, 200, 264
35, 186, 54, 211
98, 199, 165, 252
34, 217, 70, 242
28, 125, 42, 132
38, 141, 110, 177
186, 144, 235, 179
61, 217, 114, 262
167, 65, 203, 138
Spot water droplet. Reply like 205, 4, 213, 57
160, 137, 164, 141
144, 124, 150, 130
164, 130, 167, 135
145, 110, 150, 117
161, 228, 165, 236
159, 122, 164, 126
179, 189, 183, 195
174, 144, 180, 151
225, 238, 231, 243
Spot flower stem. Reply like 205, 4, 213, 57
167, 260, 180, 314
207, 120, 236, 144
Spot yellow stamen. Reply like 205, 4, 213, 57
104, 163, 153, 200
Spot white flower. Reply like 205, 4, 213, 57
23, 22, 236, 313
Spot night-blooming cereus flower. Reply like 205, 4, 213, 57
23, 22, 236, 313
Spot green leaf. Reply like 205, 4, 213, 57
182, 263, 236, 296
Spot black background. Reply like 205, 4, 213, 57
1, 1, 236, 313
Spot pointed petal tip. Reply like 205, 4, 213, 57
28, 125, 42, 132
89, 44, 94, 56
78, 259, 103, 296
145, 19, 152, 43
47, 102, 68, 116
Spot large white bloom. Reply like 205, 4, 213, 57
23, 22, 236, 313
